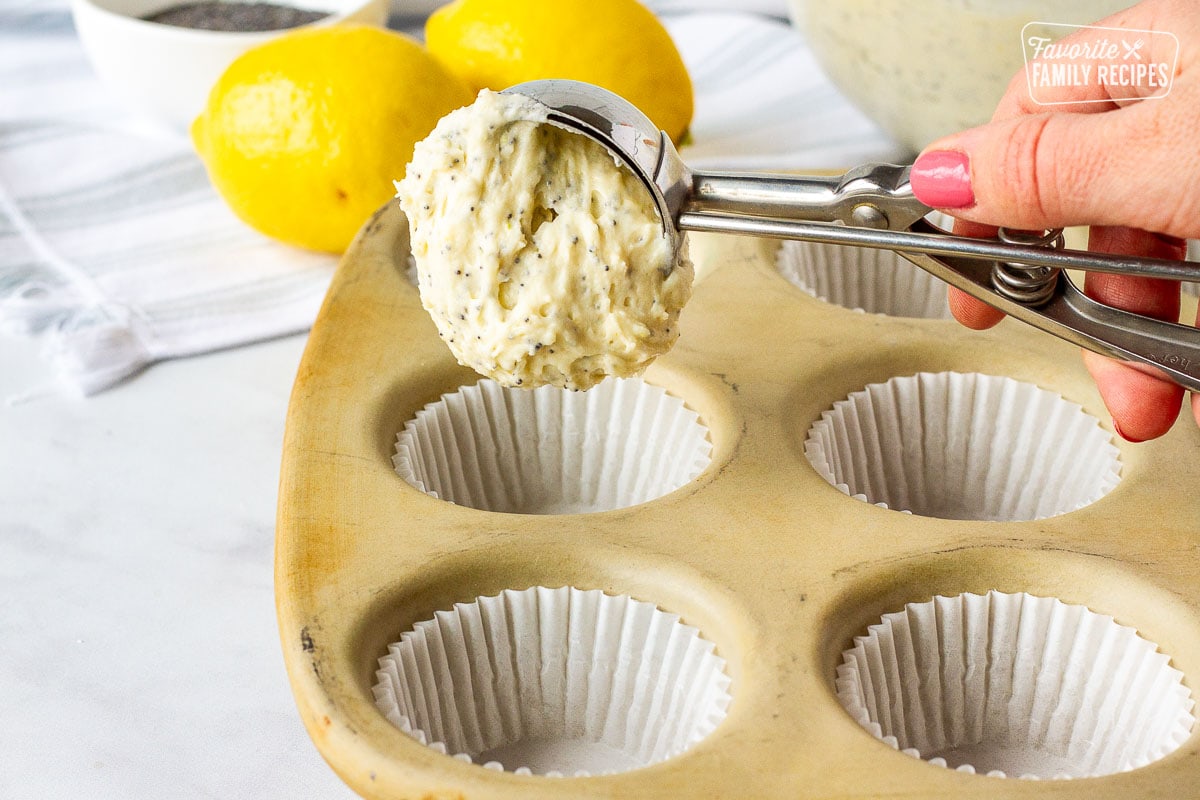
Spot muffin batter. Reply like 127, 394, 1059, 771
397, 89, 692, 391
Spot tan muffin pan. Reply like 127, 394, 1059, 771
277, 201, 1200, 799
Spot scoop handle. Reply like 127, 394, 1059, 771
685, 163, 1200, 391
688, 164, 926, 231
901, 218, 1200, 394
683, 164, 1198, 282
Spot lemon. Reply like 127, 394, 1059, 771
426, 0, 693, 144
192, 24, 473, 253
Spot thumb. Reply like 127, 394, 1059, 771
909, 102, 1199, 238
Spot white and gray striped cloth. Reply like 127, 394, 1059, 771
0, 0, 906, 396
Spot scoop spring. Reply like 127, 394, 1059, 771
991, 228, 1065, 307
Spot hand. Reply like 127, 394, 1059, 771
908, 0, 1200, 442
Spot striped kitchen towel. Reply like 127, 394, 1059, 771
0, 0, 904, 396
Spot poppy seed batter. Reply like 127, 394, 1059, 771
397, 90, 692, 390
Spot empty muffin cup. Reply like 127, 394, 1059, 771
776, 239, 952, 319
836, 590, 1195, 779
372, 586, 733, 776
393, 377, 712, 513
804, 372, 1121, 520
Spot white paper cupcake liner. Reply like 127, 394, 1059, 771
403, 252, 418, 285
1185, 240, 1199, 295
394, 377, 712, 514
804, 372, 1121, 521
777, 240, 952, 319
836, 591, 1195, 779
372, 586, 733, 776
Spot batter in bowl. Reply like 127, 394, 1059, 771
397, 89, 692, 391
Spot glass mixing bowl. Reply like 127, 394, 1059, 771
791, 0, 1132, 153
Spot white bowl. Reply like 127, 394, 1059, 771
788, 0, 1130, 152
70, 0, 390, 133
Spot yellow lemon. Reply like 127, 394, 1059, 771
426, 0, 693, 144
192, 24, 473, 253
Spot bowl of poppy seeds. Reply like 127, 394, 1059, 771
71, 0, 390, 131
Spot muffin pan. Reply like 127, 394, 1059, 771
276, 201, 1200, 799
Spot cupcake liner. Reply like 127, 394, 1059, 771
776, 240, 952, 319
1177, 240, 1197, 296
372, 586, 733, 776
394, 377, 712, 514
403, 252, 418, 285
804, 372, 1121, 521
836, 591, 1195, 779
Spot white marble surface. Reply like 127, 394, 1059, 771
0, 331, 359, 799
0, 3, 895, 794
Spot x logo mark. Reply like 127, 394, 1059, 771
1123, 38, 1145, 60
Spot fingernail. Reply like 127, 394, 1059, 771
1114, 420, 1146, 443
911, 150, 975, 209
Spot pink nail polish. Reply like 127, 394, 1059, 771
911, 150, 974, 209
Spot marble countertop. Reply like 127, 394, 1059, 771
0, 4, 880, 794
0, 330, 359, 799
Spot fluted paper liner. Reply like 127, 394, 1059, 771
836, 591, 1195, 779
804, 372, 1121, 520
394, 377, 712, 514
777, 239, 952, 319
1187, 239, 1199, 296
372, 586, 733, 776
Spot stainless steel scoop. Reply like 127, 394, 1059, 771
504, 79, 1200, 394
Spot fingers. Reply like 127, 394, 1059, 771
996, 0, 1189, 113
1080, 226, 1185, 441
948, 287, 1006, 329
910, 95, 1200, 237
909, 0, 1200, 438
945, 217, 1005, 329
908, 0, 1200, 237
1082, 352, 1182, 440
